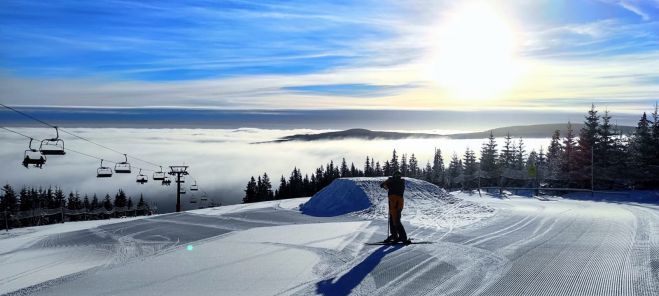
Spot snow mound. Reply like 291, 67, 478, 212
301, 177, 494, 229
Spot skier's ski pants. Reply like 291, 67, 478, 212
388, 194, 407, 240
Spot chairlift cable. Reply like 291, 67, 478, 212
1, 126, 33, 139
1, 126, 154, 172
1, 104, 162, 168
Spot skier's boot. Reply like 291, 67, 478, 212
397, 237, 411, 245
383, 235, 397, 243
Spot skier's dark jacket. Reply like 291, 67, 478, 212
380, 177, 405, 197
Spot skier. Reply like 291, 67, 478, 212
380, 171, 410, 244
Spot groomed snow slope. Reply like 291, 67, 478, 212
301, 177, 494, 229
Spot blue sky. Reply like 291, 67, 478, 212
1, 0, 658, 112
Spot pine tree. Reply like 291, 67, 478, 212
91, 194, 99, 210
350, 163, 358, 177
432, 148, 445, 186
103, 194, 113, 211
263, 173, 274, 200
562, 122, 577, 186
340, 158, 349, 177
575, 104, 600, 187
383, 160, 391, 176
83, 194, 90, 210
19, 186, 30, 211
67, 192, 76, 210
447, 153, 462, 189
630, 112, 655, 187
526, 150, 538, 183
463, 148, 478, 189
127, 197, 133, 209
479, 132, 498, 185
424, 161, 433, 182
500, 133, 515, 169
137, 194, 146, 208
1, 184, 18, 213
409, 154, 419, 178
515, 138, 526, 170
243, 176, 258, 203
364, 156, 373, 177
114, 189, 128, 208
54, 187, 65, 209
390, 150, 399, 173
400, 154, 408, 176
595, 110, 616, 186
375, 161, 383, 176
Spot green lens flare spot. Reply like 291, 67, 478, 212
187, 245, 194, 251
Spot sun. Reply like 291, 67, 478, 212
430, 2, 522, 101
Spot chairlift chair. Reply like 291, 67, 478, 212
180, 187, 186, 194
153, 166, 165, 181
162, 176, 172, 186
115, 154, 132, 173
39, 127, 66, 155
190, 196, 197, 204
179, 176, 186, 183
23, 138, 46, 168
136, 169, 148, 184
200, 192, 208, 201
97, 159, 113, 178
190, 180, 199, 191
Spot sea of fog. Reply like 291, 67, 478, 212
0, 128, 551, 212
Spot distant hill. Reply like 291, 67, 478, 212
271, 128, 443, 142
268, 124, 636, 142
448, 123, 636, 139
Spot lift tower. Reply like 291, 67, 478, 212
169, 166, 189, 212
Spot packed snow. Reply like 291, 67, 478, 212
301, 177, 494, 229
2, 186, 658, 295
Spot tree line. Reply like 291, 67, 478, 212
243, 104, 659, 203
1, 184, 152, 229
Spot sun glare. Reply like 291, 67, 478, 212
431, 2, 522, 102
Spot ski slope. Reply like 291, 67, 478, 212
1, 186, 658, 295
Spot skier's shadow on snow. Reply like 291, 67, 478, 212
316, 245, 402, 296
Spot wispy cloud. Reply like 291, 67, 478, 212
1, 0, 659, 112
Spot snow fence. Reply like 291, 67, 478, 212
301, 177, 494, 229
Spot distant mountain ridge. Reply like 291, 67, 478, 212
269, 123, 636, 142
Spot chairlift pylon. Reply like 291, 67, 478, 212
39, 126, 66, 155
97, 159, 113, 178
136, 168, 148, 184
115, 154, 131, 173
153, 166, 165, 181
23, 138, 46, 169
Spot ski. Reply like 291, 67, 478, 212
365, 239, 432, 245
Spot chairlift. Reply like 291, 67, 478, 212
23, 138, 46, 168
39, 126, 66, 155
97, 159, 113, 178
200, 192, 208, 201
162, 176, 172, 186
136, 169, 148, 184
115, 154, 132, 173
179, 176, 186, 183
153, 166, 165, 181
190, 196, 197, 203
190, 180, 199, 191
180, 187, 186, 194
